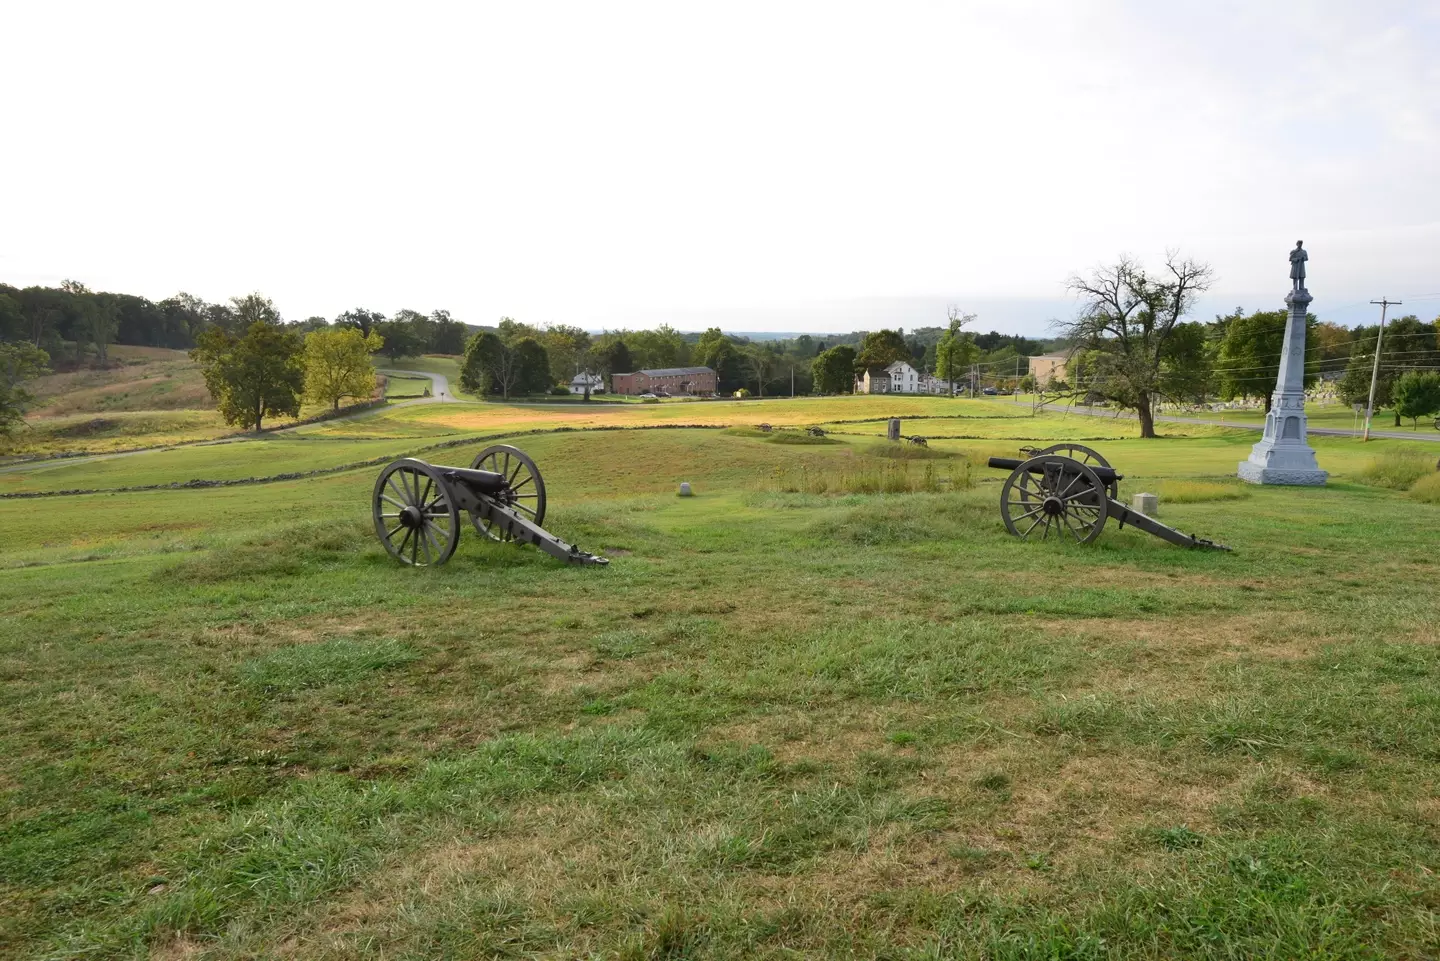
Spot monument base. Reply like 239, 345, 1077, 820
1237, 461, 1328, 486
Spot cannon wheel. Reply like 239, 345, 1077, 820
374, 459, 461, 566
1000, 455, 1109, 544
469, 445, 547, 541
1032, 443, 1119, 499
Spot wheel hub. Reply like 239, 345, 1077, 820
398, 505, 424, 529
1042, 496, 1065, 516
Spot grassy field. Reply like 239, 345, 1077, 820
3, 396, 1440, 959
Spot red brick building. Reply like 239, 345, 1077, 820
611, 366, 717, 396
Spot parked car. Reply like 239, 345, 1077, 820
638, 392, 658, 399
983, 386, 998, 395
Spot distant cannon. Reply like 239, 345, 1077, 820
987, 444, 1229, 550
372, 445, 608, 567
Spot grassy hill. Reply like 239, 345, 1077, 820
3, 396, 1439, 957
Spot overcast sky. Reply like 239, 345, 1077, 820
3, 1, 1438, 334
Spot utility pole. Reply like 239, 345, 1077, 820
790, 365, 794, 398
1363, 298, 1400, 441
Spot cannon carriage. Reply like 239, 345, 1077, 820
373, 444, 608, 567
987, 444, 1229, 551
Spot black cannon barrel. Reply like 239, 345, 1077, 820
987, 456, 1123, 484
440, 466, 509, 494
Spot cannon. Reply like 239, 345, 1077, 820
372, 444, 608, 567
987, 444, 1229, 550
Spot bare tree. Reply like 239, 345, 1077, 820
1058, 252, 1214, 438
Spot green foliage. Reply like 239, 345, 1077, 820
854, 329, 910, 372
1060, 254, 1213, 436
460, 332, 551, 398
594, 337, 633, 382
1391, 370, 1440, 427
1216, 309, 1315, 408
303, 327, 382, 410
374, 317, 423, 361
811, 345, 857, 394
0, 341, 50, 437
189, 319, 304, 431
935, 322, 979, 393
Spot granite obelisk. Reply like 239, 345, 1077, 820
1237, 241, 1327, 486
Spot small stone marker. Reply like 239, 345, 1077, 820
887, 418, 901, 441
678, 481, 693, 497
1132, 492, 1159, 516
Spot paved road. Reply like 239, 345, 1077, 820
1019, 400, 1440, 443
378, 369, 453, 403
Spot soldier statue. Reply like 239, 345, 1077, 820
1289, 240, 1307, 290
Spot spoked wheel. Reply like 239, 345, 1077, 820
1032, 443, 1119, 499
469, 444, 547, 541
1000, 455, 1109, 545
374, 459, 460, 566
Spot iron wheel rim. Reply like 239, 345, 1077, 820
374, 459, 460, 566
469, 444, 547, 541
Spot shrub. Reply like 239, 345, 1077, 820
1358, 450, 1434, 490
550, 385, 571, 396
1409, 471, 1440, 504
765, 431, 840, 446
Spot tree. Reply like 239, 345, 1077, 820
594, 338, 633, 389
191, 320, 305, 431
1339, 315, 1440, 424
543, 324, 592, 386
460, 332, 550, 399
1392, 371, 1440, 428
461, 331, 505, 396
497, 316, 542, 344
513, 338, 554, 394
231, 292, 282, 327
1059, 252, 1215, 438
934, 310, 978, 397
304, 327, 383, 410
743, 345, 778, 397
627, 324, 687, 369
692, 327, 744, 393
335, 308, 385, 338
854, 329, 911, 373
374, 319, 423, 361
428, 309, 467, 354
811, 345, 857, 394
1215, 308, 1315, 411
0, 342, 50, 439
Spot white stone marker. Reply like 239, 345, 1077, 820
1132, 492, 1159, 516
1238, 241, 1327, 486
678, 482, 693, 497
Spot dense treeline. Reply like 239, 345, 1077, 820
0, 281, 471, 366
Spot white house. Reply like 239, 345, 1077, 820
570, 372, 606, 394
856, 361, 923, 394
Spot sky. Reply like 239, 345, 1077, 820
3, 0, 1439, 335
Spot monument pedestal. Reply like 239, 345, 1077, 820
1238, 287, 1327, 486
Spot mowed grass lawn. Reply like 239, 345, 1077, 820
3, 397, 1440, 958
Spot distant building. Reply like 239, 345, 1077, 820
1028, 353, 1069, 387
856, 360, 922, 394
570, 372, 606, 394
611, 366, 717, 396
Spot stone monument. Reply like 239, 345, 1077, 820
1237, 241, 1327, 486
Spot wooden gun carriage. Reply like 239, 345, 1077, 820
373, 445, 607, 567
987, 444, 1229, 550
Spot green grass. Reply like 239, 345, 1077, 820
3, 397, 1440, 958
